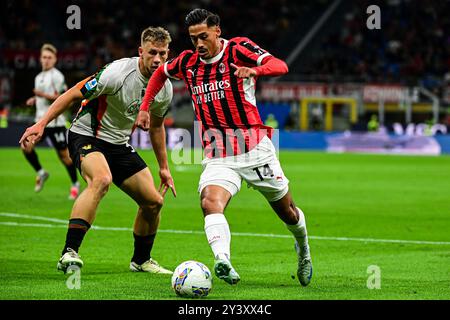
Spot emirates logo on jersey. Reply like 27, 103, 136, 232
191, 80, 231, 104
191, 80, 230, 95
219, 63, 226, 74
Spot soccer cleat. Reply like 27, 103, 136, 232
295, 241, 313, 287
68, 182, 80, 200
129, 258, 172, 274
214, 259, 240, 285
34, 171, 49, 192
57, 248, 83, 273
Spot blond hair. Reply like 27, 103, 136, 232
141, 27, 172, 46
41, 43, 57, 56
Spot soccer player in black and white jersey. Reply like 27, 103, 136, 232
137, 9, 313, 286
20, 28, 175, 275
24, 44, 80, 199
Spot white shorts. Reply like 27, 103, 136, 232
198, 136, 289, 202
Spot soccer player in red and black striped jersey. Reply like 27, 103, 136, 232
137, 9, 313, 286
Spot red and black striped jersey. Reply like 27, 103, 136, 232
164, 37, 274, 158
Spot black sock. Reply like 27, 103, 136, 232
66, 164, 78, 184
61, 218, 91, 255
131, 233, 156, 265
23, 149, 42, 172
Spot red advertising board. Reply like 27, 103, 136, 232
258, 82, 413, 103
362, 84, 409, 103
259, 82, 327, 101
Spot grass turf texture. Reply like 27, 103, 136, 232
0, 147, 449, 300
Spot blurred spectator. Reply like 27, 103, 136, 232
303, 0, 450, 92
310, 105, 323, 130
284, 111, 297, 131
1, 0, 307, 108
264, 113, 279, 129
2, 0, 449, 110
367, 114, 380, 132
1, 0, 304, 62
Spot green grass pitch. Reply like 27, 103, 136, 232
0, 147, 449, 300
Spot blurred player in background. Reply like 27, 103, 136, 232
137, 9, 313, 286
20, 27, 176, 275
23, 43, 80, 199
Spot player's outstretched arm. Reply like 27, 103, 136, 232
19, 86, 83, 147
149, 113, 176, 198
136, 66, 169, 131
230, 56, 288, 78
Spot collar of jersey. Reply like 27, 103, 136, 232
135, 57, 148, 83
40, 67, 55, 74
199, 38, 229, 64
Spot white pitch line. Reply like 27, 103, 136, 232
1, 212, 450, 246
0, 212, 68, 224
0, 221, 68, 229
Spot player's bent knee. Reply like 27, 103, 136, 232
141, 195, 163, 214
151, 195, 164, 210
90, 175, 112, 194
21, 144, 32, 153
201, 197, 225, 214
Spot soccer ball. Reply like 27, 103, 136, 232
171, 260, 212, 298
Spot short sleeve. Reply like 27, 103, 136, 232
234, 37, 272, 67
53, 71, 67, 93
163, 50, 193, 81
151, 80, 173, 118
76, 63, 121, 100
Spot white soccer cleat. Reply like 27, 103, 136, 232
295, 241, 313, 287
57, 248, 84, 273
214, 259, 240, 285
34, 171, 49, 192
130, 258, 172, 274
68, 182, 80, 200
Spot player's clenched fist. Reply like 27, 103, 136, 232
135, 110, 150, 131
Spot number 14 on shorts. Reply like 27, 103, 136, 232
252, 164, 274, 181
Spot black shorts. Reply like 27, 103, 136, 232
43, 126, 68, 150
68, 131, 147, 186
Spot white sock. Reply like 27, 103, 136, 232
285, 207, 309, 248
204, 213, 231, 261
37, 169, 46, 176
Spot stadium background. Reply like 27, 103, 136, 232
2, 0, 450, 153
0, 0, 449, 301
